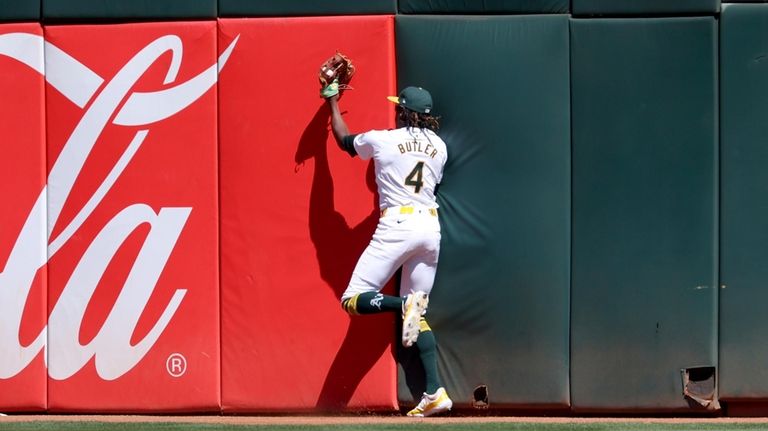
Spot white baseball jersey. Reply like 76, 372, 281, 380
341, 126, 448, 302
353, 127, 448, 210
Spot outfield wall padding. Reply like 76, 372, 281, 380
570, 17, 718, 412
44, 21, 221, 412
395, 15, 571, 409
572, 0, 719, 15
219, 0, 395, 17
719, 3, 768, 401
42, 0, 216, 20
0, 23, 47, 412
218, 16, 398, 412
0, 0, 39, 21
397, 0, 568, 14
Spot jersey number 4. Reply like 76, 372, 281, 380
405, 161, 425, 194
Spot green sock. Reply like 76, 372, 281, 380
417, 319, 442, 395
342, 292, 403, 315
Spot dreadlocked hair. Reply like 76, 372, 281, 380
398, 107, 440, 132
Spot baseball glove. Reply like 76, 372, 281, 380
319, 52, 355, 98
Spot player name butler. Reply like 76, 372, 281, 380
398, 138, 440, 158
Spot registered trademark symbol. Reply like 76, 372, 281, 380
166, 353, 187, 377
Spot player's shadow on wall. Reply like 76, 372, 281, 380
296, 104, 395, 410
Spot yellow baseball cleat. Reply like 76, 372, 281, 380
402, 292, 429, 347
407, 387, 453, 417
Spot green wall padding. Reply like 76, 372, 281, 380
395, 15, 571, 409
42, 0, 215, 20
571, 17, 718, 411
219, 0, 395, 16
720, 3, 768, 401
572, 0, 719, 15
398, 0, 568, 14
0, 0, 38, 20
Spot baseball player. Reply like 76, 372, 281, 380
323, 83, 452, 417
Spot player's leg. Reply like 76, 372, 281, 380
401, 258, 444, 394
340, 230, 408, 315
415, 318, 441, 395
402, 232, 452, 417
406, 318, 452, 417
399, 233, 439, 347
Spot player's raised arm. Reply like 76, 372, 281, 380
317, 52, 356, 156
326, 95, 350, 148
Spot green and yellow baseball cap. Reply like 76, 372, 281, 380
387, 86, 433, 114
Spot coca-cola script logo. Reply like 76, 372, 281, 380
0, 32, 238, 381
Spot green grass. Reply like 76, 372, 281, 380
2, 423, 768, 431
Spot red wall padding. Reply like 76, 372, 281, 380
0, 23, 47, 412
218, 16, 398, 411
44, 22, 220, 412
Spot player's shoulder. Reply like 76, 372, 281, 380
423, 129, 448, 159
368, 128, 401, 135
423, 128, 443, 139
358, 128, 400, 142
423, 129, 447, 145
